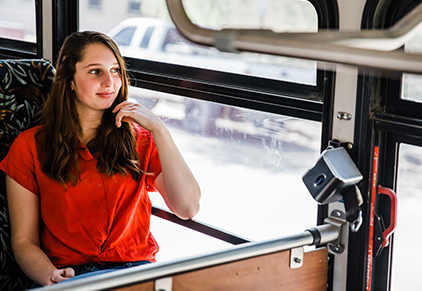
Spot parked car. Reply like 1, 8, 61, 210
107, 17, 250, 74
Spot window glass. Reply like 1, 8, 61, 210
0, 0, 36, 42
79, 0, 318, 85
182, 0, 317, 32
402, 28, 422, 102
113, 26, 137, 46
392, 143, 422, 290
128, 86, 321, 261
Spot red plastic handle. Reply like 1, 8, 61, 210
377, 185, 397, 247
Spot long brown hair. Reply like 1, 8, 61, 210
39, 31, 144, 185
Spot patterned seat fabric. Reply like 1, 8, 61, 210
0, 59, 55, 291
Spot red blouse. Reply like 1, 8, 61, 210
0, 124, 161, 268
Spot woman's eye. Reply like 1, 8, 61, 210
111, 68, 120, 73
90, 69, 100, 75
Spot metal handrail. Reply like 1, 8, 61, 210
165, 0, 422, 74
36, 224, 338, 291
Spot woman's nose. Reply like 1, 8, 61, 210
101, 72, 113, 87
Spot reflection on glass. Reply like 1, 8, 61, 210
392, 143, 422, 291
129, 86, 321, 261
0, 0, 36, 42
79, 0, 318, 85
402, 29, 422, 102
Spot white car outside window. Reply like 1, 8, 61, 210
108, 17, 250, 74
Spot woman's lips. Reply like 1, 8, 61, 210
97, 92, 113, 98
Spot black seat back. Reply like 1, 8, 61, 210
0, 59, 55, 290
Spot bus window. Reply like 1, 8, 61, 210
402, 27, 422, 102
0, 0, 36, 42
79, 0, 318, 85
393, 143, 422, 291
128, 86, 321, 261
182, 0, 317, 32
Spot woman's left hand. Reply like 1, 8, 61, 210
113, 101, 200, 220
112, 101, 163, 132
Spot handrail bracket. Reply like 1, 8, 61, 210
325, 210, 347, 254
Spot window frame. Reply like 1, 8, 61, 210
382, 0, 422, 118
372, 113, 422, 291
0, 37, 37, 59
126, 58, 324, 121
354, 0, 422, 290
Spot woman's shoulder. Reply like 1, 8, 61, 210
6, 125, 42, 158
16, 125, 43, 142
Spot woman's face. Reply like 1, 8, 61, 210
71, 42, 122, 116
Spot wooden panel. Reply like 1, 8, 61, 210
172, 248, 328, 291
111, 281, 154, 291
109, 248, 327, 291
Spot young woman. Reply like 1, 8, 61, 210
0, 31, 200, 287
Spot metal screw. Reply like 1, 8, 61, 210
294, 257, 302, 264
337, 111, 352, 120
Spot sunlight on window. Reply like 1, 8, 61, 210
0, 0, 36, 42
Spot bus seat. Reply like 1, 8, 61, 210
0, 59, 55, 291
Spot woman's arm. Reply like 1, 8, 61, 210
113, 102, 201, 220
152, 125, 201, 220
6, 176, 75, 286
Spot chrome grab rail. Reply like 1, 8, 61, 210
36, 224, 338, 291
165, 0, 422, 74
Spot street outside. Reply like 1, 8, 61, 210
146, 99, 322, 262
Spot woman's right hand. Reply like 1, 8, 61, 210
45, 268, 75, 285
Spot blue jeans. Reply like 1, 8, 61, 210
31, 261, 152, 288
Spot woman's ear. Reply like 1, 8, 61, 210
71, 80, 75, 91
